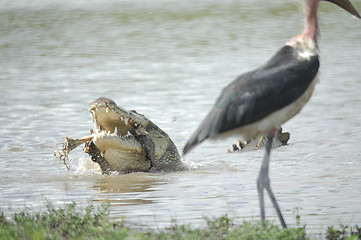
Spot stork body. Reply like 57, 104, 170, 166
183, 0, 360, 228
183, 37, 319, 151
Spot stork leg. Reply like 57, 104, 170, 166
257, 133, 287, 228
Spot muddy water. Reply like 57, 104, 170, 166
1, 0, 361, 236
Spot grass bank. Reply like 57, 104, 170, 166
0, 203, 359, 240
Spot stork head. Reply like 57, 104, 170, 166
323, 0, 361, 18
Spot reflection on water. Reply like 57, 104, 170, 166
93, 173, 167, 206
1, 0, 361, 236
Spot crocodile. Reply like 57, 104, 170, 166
54, 97, 186, 174
227, 128, 290, 153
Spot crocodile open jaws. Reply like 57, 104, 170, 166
54, 97, 185, 174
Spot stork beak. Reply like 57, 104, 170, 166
325, 0, 361, 18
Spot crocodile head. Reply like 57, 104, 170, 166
54, 97, 184, 173
86, 97, 152, 173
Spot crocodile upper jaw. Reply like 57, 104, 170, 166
89, 97, 148, 136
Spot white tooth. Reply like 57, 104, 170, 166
114, 127, 118, 133
124, 118, 128, 125
134, 123, 138, 127
106, 107, 109, 112
121, 116, 123, 121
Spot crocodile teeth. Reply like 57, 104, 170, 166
124, 118, 128, 125
114, 127, 118, 133
134, 123, 138, 127
106, 107, 109, 112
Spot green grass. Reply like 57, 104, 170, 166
0, 203, 360, 240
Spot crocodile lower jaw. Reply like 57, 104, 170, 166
92, 131, 143, 153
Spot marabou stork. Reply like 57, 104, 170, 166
183, 0, 360, 228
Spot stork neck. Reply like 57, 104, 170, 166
303, 0, 320, 43
291, 0, 320, 45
